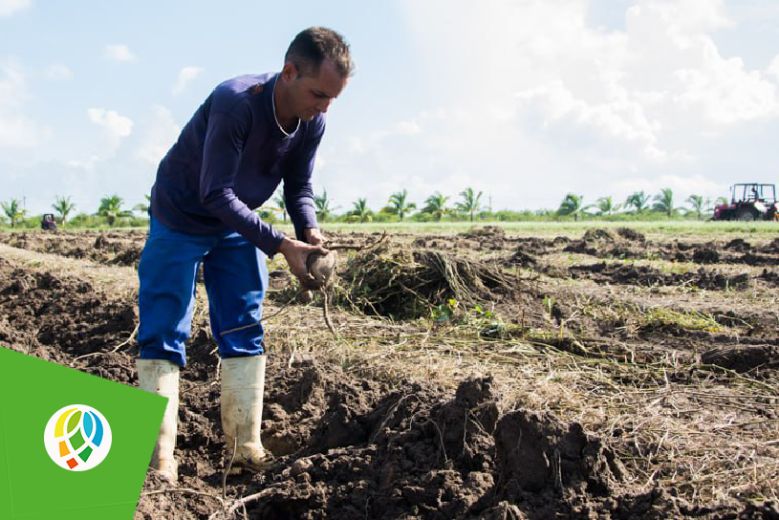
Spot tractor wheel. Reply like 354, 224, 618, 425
736, 208, 756, 221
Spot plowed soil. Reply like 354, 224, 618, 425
0, 226, 777, 519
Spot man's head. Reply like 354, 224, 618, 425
278, 27, 353, 121
285, 27, 353, 79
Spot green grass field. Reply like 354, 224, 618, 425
298, 220, 779, 237
2, 219, 778, 237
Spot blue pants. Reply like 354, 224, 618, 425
137, 217, 269, 367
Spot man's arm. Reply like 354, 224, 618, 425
303, 227, 326, 246
283, 117, 325, 244
198, 104, 327, 287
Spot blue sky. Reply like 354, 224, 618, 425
2, 0, 779, 215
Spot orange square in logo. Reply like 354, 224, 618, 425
66, 458, 78, 469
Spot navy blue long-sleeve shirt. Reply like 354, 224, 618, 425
150, 72, 321, 255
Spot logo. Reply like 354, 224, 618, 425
43, 404, 113, 471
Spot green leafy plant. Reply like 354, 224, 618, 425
52, 195, 76, 225
455, 187, 482, 222
471, 304, 508, 338
386, 190, 416, 221
542, 295, 556, 317
349, 198, 373, 223
97, 195, 132, 226
422, 192, 449, 221
1, 199, 26, 227
625, 191, 650, 213
431, 298, 459, 323
557, 193, 586, 221
314, 189, 333, 222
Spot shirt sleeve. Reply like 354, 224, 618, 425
283, 117, 324, 242
199, 108, 285, 255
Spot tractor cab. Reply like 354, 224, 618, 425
40, 213, 58, 231
730, 183, 776, 204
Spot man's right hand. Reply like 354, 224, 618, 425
277, 237, 328, 289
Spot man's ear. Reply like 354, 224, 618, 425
281, 62, 299, 82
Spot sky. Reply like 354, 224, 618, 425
1, 0, 779, 215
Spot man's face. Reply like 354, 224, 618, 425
282, 59, 348, 121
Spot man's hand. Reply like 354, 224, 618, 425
277, 237, 328, 289
304, 228, 326, 246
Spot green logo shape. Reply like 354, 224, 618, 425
43, 404, 113, 471
0, 346, 166, 519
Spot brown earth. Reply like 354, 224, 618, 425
566, 262, 752, 290
0, 226, 778, 519
0, 230, 145, 267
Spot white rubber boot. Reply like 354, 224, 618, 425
221, 355, 271, 473
137, 359, 179, 482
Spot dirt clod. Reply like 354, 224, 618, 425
701, 345, 779, 373
692, 248, 720, 264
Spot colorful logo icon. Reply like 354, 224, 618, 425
43, 404, 113, 471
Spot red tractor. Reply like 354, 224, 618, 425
712, 183, 779, 221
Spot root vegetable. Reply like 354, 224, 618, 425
305, 251, 337, 289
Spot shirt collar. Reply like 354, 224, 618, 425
269, 73, 300, 139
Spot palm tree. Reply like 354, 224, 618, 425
273, 195, 287, 222
97, 194, 132, 226
455, 187, 483, 222
557, 193, 585, 221
314, 189, 333, 222
422, 192, 449, 221
686, 195, 710, 220
652, 188, 676, 217
52, 196, 76, 225
387, 190, 416, 221
595, 196, 619, 216
133, 194, 151, 215
1, 199, 25, 227
350, 198, 373, 223
625, 191, 650, 213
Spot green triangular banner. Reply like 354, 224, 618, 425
0, 346, 165, 519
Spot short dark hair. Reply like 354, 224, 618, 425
285, 27, 354, 78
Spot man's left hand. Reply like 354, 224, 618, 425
304, 228, 326, 246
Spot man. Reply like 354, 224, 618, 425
136, 27, 352, 481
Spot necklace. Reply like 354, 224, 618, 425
272, 77, 300, 137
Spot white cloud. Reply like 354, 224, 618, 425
344, 0, 779, 210
623, 2, 779, 126
394, 120, 421, 136
765, 54, 779, 83
65, 155, 101, 172
0, 60, 43, 148
0, 114, 40, 148
86, 108, 133, 154
104, 44, 137, 63
135, 105, 180, 166
172, 66, 203, 95
44, 63, 73, 81
0, 0, 30, 17
515, 80, 665, 160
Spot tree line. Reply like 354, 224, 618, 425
302, 188, 485, 223
1, 187, 722, 228
557, 189, 725, 221
0, 195, 150, 228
